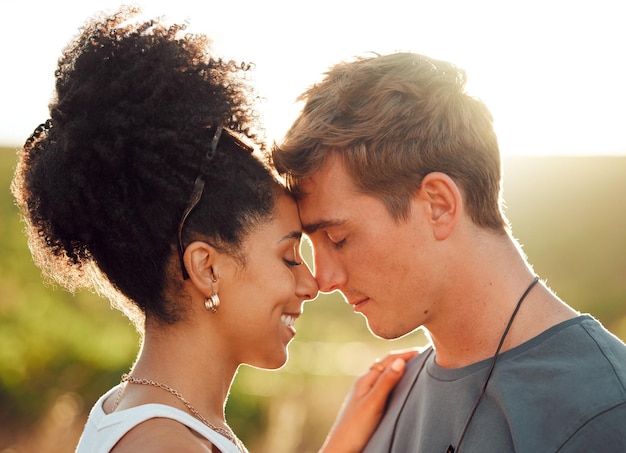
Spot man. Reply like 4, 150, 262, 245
272, 52, 626, 452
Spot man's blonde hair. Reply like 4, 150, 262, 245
272, 52, 507, 231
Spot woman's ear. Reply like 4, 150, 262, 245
183, 241, 219, 296
418, 172, 463, 240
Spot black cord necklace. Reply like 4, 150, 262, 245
387, 276, 540, 453
447, 276, 539, 453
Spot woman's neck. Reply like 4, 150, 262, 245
122, 319, 237, 423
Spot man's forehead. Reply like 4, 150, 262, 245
294, 154, 361, 229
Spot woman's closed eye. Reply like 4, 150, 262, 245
284, 258, 302, 267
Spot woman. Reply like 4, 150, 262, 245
11, 7, 414, 452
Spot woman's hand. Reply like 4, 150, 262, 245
319, 348, 420, 453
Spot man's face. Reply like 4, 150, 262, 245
297, 154, 438, 339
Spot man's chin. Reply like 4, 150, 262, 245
365, 317, 421, 340
365, 320, 404, 340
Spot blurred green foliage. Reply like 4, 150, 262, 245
1, 148, 624, 452
503, 156, 626, 332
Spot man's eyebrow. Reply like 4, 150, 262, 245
302, 219, 345, 235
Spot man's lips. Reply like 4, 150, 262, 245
350, 298, 370, 311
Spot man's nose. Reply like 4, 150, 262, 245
313, 248, 346, 293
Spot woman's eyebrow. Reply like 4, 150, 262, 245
279, 231, 303, 243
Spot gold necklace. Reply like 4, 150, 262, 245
113, 374, 247, 453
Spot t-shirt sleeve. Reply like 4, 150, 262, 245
557, 401, 626, 452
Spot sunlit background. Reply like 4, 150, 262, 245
2, 0, 625, 154
1, 1, 625, 452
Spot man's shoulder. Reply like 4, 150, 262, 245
495, 315, 626, 449
547, 314, 626, 381
557, 400, 626, 451
502, 314, 626, 394
578, 314, 626, 359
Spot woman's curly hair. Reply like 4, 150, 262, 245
11, 6, 281, 328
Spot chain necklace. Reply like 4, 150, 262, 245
113, 374, 247, 453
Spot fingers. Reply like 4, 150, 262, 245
319, 356, 413, 453
368, 358, 406, 397
382, 348, 421, 363
361, 357, 403, 387
356, 348, 419, 395
372, 349, 420, 371
362, 348, 419, 383
319, 349, 422, 453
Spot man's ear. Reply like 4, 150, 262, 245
418, 172, 463, 240
183, 241, 220, 296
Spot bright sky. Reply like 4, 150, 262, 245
1, 0, 625, 155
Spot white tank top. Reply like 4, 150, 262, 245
75, 385, 242, 453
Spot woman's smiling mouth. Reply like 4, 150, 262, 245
280, 312, 300, 335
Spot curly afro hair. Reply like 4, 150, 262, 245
11, 6, 282, 328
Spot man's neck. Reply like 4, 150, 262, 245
428, 279, 579, 368
424, 234, 578, 368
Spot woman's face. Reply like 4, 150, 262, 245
216, 194, 318, 369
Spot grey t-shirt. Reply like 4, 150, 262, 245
364, 315, 626, 453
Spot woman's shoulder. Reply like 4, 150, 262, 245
111, 417, 214, 452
